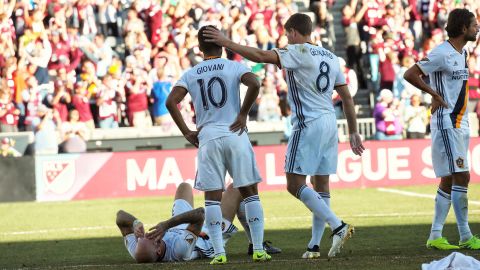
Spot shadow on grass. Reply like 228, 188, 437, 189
1, 224, 479, 270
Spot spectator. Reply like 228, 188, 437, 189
32, 105, 59, 155
71, 82, 95, 130
59, 109, 89, 153
96, 75, 120, 129
333, 57, 358, 119
124, 68, 152, 128
0, 137, 21, 157
373, 89, 403, 140
0, 88, 19, 132
403, 94, 427, 139
258, 77, 281, 122
150, 68, 172, 127
468, 55, 480, 113
45, 80, 71, 123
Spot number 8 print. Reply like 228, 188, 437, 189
316, 61, 330, 93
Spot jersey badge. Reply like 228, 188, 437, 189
456, 157, 464, 168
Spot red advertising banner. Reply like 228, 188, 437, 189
35, 138, 480, 201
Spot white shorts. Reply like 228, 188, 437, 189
195, 133, 262, 191
285, 114, 338, 175
431, 128, 470, 178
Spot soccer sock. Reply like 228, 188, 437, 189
205, 200, 225, 256
308, 192, 330, 249
451, 185, 473, 242
237, 201, 253, 244
429, 188, 451, 240
244, 195, 265, 252
297, 185, 342, 231
221, 218, 232, 234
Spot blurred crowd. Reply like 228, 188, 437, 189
0, 0, 479, 156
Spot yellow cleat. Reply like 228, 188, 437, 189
210, 254, 227, 265
253, 250, 271, 262
426, 237, 460, 250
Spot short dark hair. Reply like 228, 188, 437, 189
198, 25, 222, 54
284, 13, 312, 36
445, 9, 475, 38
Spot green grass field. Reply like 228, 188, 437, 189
2, 184, 480, 269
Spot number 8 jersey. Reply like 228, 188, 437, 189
175, 58, 251, 146
273, 43, 346, 130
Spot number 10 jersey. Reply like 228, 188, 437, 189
175, 58, 251, 146
274, 43, 346, 130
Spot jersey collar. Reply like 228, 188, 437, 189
203, 56, 221, 61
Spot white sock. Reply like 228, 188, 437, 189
237, 201, 253, 244
429, 188, 451, 240
308, 192, 330, 249
244, 195, 265, 252
205, 200, 225, 256
451, 185, 473, 242
297, 185, 341, 231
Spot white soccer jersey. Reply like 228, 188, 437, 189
416, 41, 469, 130
274, 43, 346, 130
175, 58, 250, 145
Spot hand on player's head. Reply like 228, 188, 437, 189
202, 26, 229, 47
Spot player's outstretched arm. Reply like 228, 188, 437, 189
116, 210, 144, 238
230, 72, 260, 134
403, 65, 448, 114
336, 84, 365, 156
147, 207, 205, 243
203, 27, 280, 66
166, 86, 200, 148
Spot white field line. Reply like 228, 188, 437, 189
377, 187, 480, 206
4, 209, 480, 237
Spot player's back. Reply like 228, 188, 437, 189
175, 58, 251, 145
275, 43, 344, 129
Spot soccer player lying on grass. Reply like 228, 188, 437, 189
116, 183, 280, 263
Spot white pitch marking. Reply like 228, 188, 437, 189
4, 210, 480, 237
377, 187, 480, 206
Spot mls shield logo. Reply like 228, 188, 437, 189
43, 160, 75, 194
184, 234, 195, 245
456, 157, 464, 169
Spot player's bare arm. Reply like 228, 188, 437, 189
230, 72, 260, 135
116, 210, 144, 238
166, 86, 200, 148
203, 27, 280, 66
335, 84, 365, 156
403, 65, 448, 114
146, 207, 205, 244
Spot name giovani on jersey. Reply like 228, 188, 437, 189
196, 64, 225, 74
309, 48, 333, 59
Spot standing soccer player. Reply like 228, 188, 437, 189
204, 13, 364, 258
404, 8, 480, 250
165, 26, 271, 264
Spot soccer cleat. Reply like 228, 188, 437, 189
328, 222, 354, 257
302, 245, 320, 259
426, 237, 460, 250
210, 254, 227, 265
248, 241, 282, 255
459, 235, 480, 250
252, 250, 272, 262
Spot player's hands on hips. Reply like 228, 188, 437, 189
349, 132, 365, 156
203, 26, 229, 47
133, 221, 145, 238
431, 94, 448, 114
146, 221, 168, 245
230, 113, 247, 135
184, 129, 200, 148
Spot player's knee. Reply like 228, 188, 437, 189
286, 183, 299, 197
178, 182, 192, 192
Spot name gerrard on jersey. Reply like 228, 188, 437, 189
196, 63, 225, 74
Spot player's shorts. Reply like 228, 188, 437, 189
285, 114, 338, 175
195, 133, 262, 191
431, 128, 470, 178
